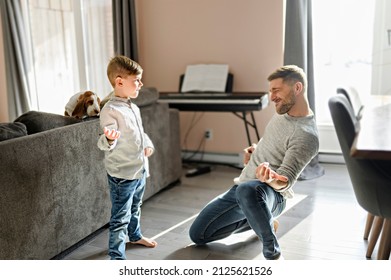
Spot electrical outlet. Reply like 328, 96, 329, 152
205, 129, 212, 140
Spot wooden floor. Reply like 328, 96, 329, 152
63, 163, 389, 260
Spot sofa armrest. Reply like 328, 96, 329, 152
100, 87, 159, 109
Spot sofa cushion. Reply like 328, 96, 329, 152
0, 122, 28, 142
14, 111, 81, 134
100, 87, 159, 109
133, 87, 159, 107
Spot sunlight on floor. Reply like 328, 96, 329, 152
282, 194, 308, 215
151, 214, 199, 240
149, 193, 308, 249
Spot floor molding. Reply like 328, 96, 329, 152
182, 150, 243, 167
182, 151, 345, 166
318, 152, 345, 164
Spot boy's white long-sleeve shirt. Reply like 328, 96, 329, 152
97, 96, 154, 180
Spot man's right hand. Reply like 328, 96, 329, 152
243, 143, 257, 165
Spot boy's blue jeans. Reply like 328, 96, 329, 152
107, 172, 146, 260
189, 180, 286, 260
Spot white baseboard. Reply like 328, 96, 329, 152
318, 153, 345, 164
181, 151, 345, 166
181, 151, 243, 167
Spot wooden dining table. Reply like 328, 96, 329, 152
351, 102, 391, 160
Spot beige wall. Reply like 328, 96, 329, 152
0, 0, 284, 153
0, 11, 9, 122
136, 0, 284, 153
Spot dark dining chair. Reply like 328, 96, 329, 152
337, 87, 382, 257
337, 87, 364, 120
329, 94, 391, 260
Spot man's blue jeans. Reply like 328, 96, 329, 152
189, 180, 286, 260
107, 172, 146, 260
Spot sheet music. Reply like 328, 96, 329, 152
181, 64, 229, 93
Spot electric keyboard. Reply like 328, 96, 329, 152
158, 92, 269, 112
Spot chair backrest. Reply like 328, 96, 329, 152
337, 87, 364, 120
329, 95, 391, 219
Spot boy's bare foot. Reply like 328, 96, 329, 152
273, 220, 279, 233
130, 236, 158, 248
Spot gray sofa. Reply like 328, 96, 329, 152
0, 87, 182, 259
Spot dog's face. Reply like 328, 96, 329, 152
84, 91, 101, 117
73, 91, 101, 118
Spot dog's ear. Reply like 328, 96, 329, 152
84, 91, 94, 98
72, 94, 87, 119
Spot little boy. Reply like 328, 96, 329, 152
97, 55, 157, 260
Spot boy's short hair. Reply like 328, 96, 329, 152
107, 55, 143, 87
267, 65, 307, 92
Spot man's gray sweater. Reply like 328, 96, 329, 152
234, 112, 319, 199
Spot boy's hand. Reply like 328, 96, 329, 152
104, 127, 121, 141
144, 147, 154, 157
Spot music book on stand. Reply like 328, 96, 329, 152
181, 64, 229, 93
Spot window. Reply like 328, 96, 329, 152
312, 0, 375, 125
22, 0, 113, 114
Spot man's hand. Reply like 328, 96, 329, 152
243, 143, 257, 165
104, 127, 121, 142
255, 162, 288, 190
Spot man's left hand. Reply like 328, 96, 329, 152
255, 162, 288, 190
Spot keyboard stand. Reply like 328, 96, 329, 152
233, 111, 260, 146
159, 92, 269, 146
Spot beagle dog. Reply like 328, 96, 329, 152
65, 91, 101, 119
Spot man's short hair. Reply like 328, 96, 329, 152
267, 65, 307, 92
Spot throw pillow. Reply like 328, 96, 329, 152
0, 122, 28, 142
14, 111, 81, 134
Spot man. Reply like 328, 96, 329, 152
189, 65, 319, 260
